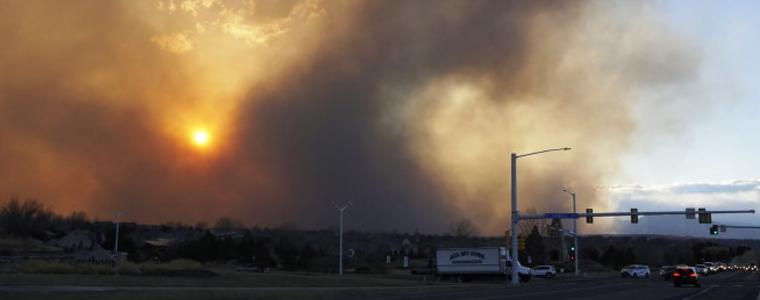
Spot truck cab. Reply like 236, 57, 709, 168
502, 249, 532, 282
505, 259, 533, 282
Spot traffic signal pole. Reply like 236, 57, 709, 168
519, 209, 755, 220
510, 153, 519, 285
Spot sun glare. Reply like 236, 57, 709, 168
192, 130, 210, 147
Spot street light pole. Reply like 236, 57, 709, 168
333, 201, 352, 276
113, 211, 123, 257
563, 189, 579, 277
510, 153, 518, 284
510, 147, 571, 285
114, 219, 120, 254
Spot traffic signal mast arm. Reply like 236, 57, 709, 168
710, 224, 760, 235
518, 209, 755, 220
717, 224, 760, 229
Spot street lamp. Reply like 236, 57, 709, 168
332, 201, 352, 276
113, 211, 123, 258
510, 147, 570, 284
562, 189, 579, 277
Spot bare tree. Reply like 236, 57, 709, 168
0, 197, 53, 238
449, 218, 479, 238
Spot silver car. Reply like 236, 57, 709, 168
531, 265, 557, 278
621, 264, 650, 278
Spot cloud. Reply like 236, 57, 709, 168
607, 179, 760, 238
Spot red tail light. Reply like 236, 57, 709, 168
689, 273, 697, 278
672, 272, 680, 277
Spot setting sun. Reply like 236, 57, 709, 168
191, 130, 210, 147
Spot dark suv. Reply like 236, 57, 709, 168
673, 267, 701, 287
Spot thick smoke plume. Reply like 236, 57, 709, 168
0, 0, 695, 233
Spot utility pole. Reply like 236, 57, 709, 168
333, 201, 352, 276
562, 189, 579, 277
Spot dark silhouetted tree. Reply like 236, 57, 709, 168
600, 245, 627, 269
0, 198, 53, 238
214, 217, 244, 231
582, 248, 600, 261
623, 247, 637, 266
525, 225, 546, 265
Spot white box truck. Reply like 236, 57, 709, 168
436, 247, 531, 282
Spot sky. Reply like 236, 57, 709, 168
1, 0, 758, 237
608, 0, 760, 238
617, 0, 760, 185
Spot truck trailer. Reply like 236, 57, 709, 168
435, 247, 531, 282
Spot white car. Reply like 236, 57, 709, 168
621, 264, 650, 278
703, 262, 716, 274
531, 265, 557, 278
694, 264, 708, 275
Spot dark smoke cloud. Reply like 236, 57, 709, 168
0, 0, 697, 233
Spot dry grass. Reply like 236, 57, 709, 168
11, 259, 211, 277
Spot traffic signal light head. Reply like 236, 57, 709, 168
698, 208, 712, 224
709, 225, 719, 235
586, 208, 593, 224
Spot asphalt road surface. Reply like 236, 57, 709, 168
1, 271, 759, 299
389, 271, 760, 300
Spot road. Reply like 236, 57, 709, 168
389, 271, 760, 300
1, 271, 758, 299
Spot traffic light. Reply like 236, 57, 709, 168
698, 208, 712, 224
586, 208, 593, 224
568, 246, 576, 261
709, 225, 719, 235
518, 236, 526, 250
631, 208, 638, 224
